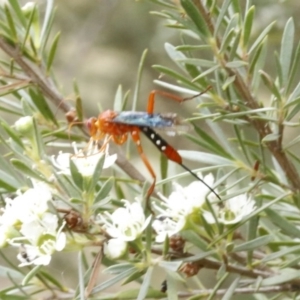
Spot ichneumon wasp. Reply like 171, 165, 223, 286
86, 87, 221, 201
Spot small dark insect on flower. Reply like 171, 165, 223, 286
160, 279, 167, 293
19, 244, 32, 263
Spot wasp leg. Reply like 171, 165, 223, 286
146, 86, 212, 114
130, 128, 156, 213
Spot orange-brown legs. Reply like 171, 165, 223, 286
146, 86, 212, 114
130, 128, 156, 212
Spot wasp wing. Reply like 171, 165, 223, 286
112, 111, 191, 135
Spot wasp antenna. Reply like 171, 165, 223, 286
67, 120, 84, 140
182, 85, 213, 102
180, 163, 221, 201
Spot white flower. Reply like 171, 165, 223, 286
104, 238, 127, 260
211, 194, 256, 225
52, 141, 117, 177
152, 174, 215, 238
152, 217, 180, 243
0, 183, 52, 226
99, 200, 151, 242
10, 214, 66, 267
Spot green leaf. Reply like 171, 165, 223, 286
105, 263, 135, 274
0, 120, 24, 148
214, 0, 232, 36
93, 267, 137, 293
46, 31, 60, 74
192, 65, 219, 82
261, 269, 300, 286
222, 75, 236, 90
77, 251, 85, 300
249, 37, 268, 92
69, 159, 83, 190
175, 44, 211, 51
248, 21, 275, 55
242, 6, 255, 48
286, 40, 300, 94
182, 250, 216, 262
221, 276, 240, 300
7, 0, 27, 28
122, 269, 146, 285
209, 273, 229, 300
132, 49, 148, 112
165, 43, 190, 73
32, 116, 45, 158
113, 85, 123, 112
225, 61, 248, 68
74, 79, 83, 122
176, 58, 217, 68
229, 30, 241, 61
153, 65, 199, 90
87, 154, 105, 193
4, 5, 18, 42
137, 267, 153, 300
40, 0, 54, 49
262, 245, 300, 263
0, 170, 20, 191
0, 266, 23, 279
180, 0, 210, 37
232, 235, 273, 252
94, 177, 114, 204
247, 196, 261, 264
231, 0, 242, 15
286, 81, 300, 107
11, 159, 48, 183
29, 89, 58, 126
40, 270, 66, 291
265, 208, 300, 238
280, 18, 294, 88
219, 28, 237, 54
190, 123, 232, 158
180, 230, 208, 251
179, 150, 233, 166
275, 51, 283, 89
259, 70, 282, 101
261, 133, 280, 143
160, 153, 168, 195
166, 272, 178, 300
162, 234, 169, 257
105, 288, 163, 300
22, 265, 42, 285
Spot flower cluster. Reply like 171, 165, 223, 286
152, 174, 256, 243
0, 130, 119, 267
0, 182, 66, 266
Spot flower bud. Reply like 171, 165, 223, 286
15, 116, 34, 137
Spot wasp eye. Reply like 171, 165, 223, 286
85, 118, 95, 130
